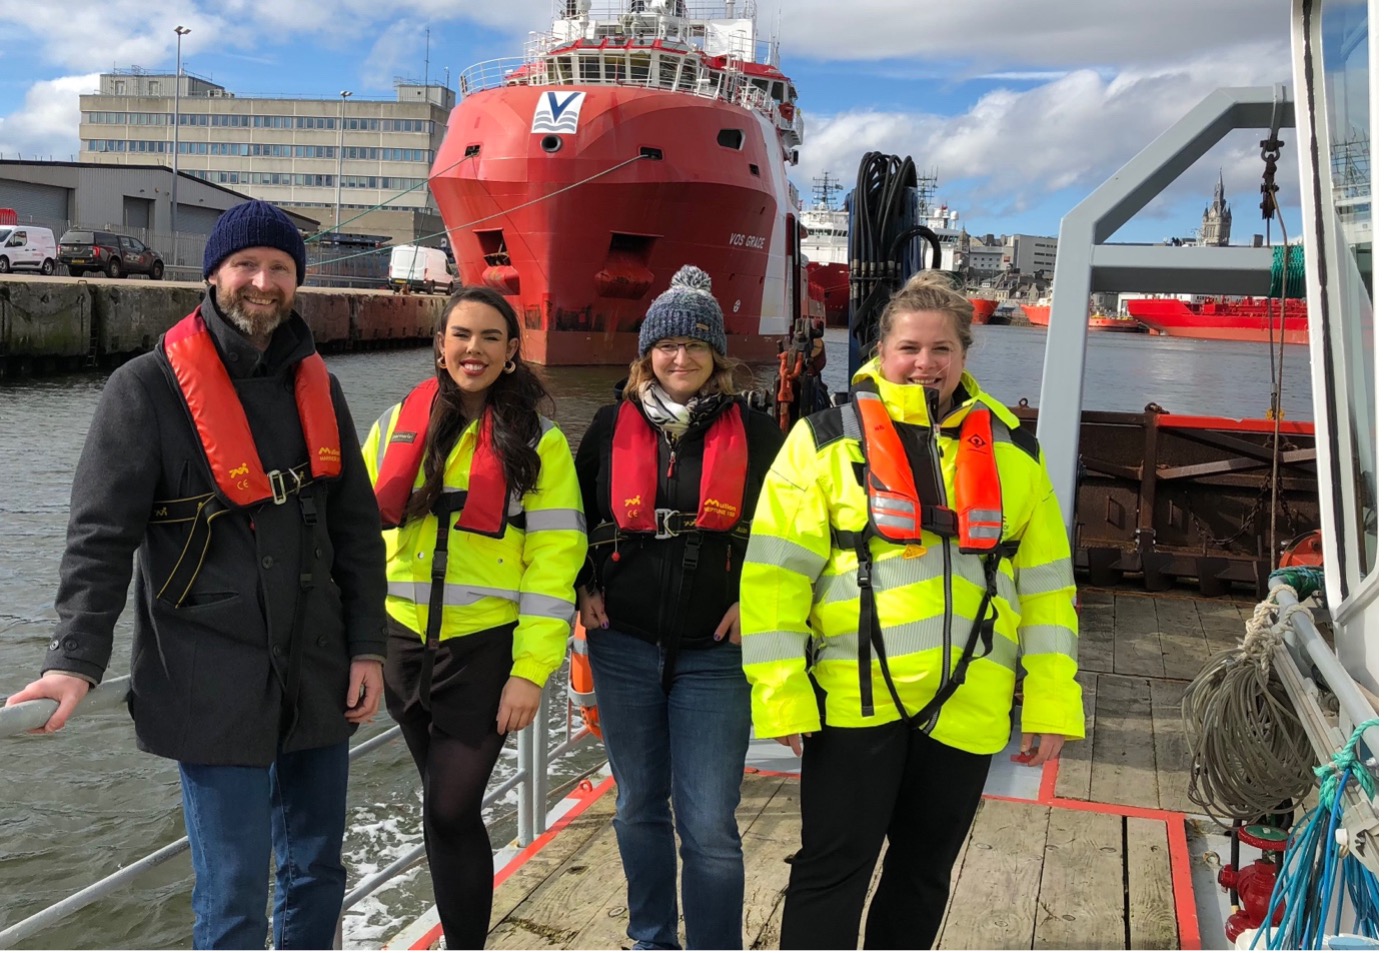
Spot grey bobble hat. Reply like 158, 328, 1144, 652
202, 200, 307, 285
638, 264, 727, 357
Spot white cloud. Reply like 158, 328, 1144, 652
792, 40, 1299, 235
0, 73, 100, 160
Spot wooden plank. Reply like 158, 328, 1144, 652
488, 785, 619, 933
1126, 817, 1179, 950
1054, 670, 1099, 801
1196, 597, 1249, 653
1078, 589, 1116, 674
1112, 593, 1165, 679
738, 774, 799, 952
1153, 596, 1212, 681
1089, 674, 1159, 810
1148, 679, 1198, 814
486, 808, 628, 949
1033, 807, 1125, 950
936, 799, 1049, 950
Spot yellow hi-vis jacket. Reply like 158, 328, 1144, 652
740, 361, 1084, 754
363, 405, 586, 688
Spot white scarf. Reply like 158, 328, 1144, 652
638, 380, 704, 440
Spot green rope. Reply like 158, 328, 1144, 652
1269, 244, 1307, 298
1269, 566, 1326, 602
1315, 717, 1380, 806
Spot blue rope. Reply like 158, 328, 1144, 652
1250, 718, 1379, 949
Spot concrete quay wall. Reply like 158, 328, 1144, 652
0, 275, 445, 376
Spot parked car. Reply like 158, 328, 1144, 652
0, 225, 58, 275
58, 229, 165, 280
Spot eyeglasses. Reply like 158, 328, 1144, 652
653, 340, 711, 356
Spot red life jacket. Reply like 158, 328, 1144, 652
373, 377, 510, 536
853, 388, 1003, 553
609, 400, 748, 533
161, 307, 341, 509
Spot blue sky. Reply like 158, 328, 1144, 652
0, 0, 1303, 244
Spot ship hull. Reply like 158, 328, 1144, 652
969, 298, 998, 325
1020, 304, 1051, 327
432, 86, 795, 365
807, 260, 848, 327
1124, 298, 1309, 345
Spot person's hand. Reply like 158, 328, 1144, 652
345, 659, 383, 724
496, 676, 543, 734
3, 672, 91, 733
1015, 732, 1065, 767
775, 733, 811, 757
713, 602, 741, 645
576, 588, 609, 630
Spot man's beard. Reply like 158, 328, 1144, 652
220, 289, 292, 340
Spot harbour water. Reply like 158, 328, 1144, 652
0, 326, 1313, 949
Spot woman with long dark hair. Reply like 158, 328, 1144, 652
573, 266, 784, 949
364, 286, 586, 949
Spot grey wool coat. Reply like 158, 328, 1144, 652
41, 291, 388, 766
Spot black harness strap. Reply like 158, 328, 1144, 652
282, 488, 321, 729
150, 462, 315, 607
418, 490, 466, 711
843, 527, 1017, 731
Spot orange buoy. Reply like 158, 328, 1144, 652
568, 621, 602, 739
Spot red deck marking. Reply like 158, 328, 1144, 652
407, 774, 616, 951
988, 760, 1203, 953
1039, 755, 1060, 803
743, 765, 802, 779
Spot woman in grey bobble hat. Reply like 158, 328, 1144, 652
572, 265, 784, 949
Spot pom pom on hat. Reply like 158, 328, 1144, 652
637, 264, 727, 357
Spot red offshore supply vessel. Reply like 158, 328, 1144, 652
1124, 297, 1309, 344
430, 1, 807, 365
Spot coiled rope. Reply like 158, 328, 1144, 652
1249, 717, 1379, 949
1268, 245, 1307, 299
1182, 583, 1316, 825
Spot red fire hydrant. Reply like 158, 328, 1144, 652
1218, 825, 1288, 942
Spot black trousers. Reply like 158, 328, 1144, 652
384, 620, 515, 950
780, 721, 992, 950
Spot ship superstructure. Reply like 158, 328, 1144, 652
431, 0, 805, 364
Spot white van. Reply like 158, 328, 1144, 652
389, 244, 456, 295
0, 226, 57, 275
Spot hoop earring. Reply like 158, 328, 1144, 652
436, 356, 446, 368
503, 359, 517, 374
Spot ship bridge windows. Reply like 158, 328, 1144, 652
717, 129, 744, 150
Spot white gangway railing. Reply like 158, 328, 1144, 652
0, 675, 595, 950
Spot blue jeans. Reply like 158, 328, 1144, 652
587, 627, 752, 950
178, 741, 349, 950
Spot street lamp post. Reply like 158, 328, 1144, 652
171, 25, 190, 266
334, 90, 352, 234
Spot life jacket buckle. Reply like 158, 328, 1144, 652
268, 469, 289, 505
653, 507, 680, 540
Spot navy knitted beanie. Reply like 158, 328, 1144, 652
637, 265, 727, 357
202, 200, 307, 285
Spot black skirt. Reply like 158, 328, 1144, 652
383, 617, 516, 746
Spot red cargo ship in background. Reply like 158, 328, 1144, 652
431, 1, 806, 365
1123, 297, 1309, 344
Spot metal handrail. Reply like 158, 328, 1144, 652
0, 675, 131, 736
0, 677, 596, 949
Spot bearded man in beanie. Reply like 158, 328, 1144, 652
5, 200, 388, 949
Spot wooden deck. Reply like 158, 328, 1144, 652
468, 587, 1254, 951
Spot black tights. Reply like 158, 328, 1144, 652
396, 717, 508, 950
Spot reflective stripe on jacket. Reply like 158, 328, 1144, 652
363, 403, 586, 687
739, 360, 1084, 754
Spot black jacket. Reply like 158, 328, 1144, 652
41, 291, 388, 766
574, 395, 783, 650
